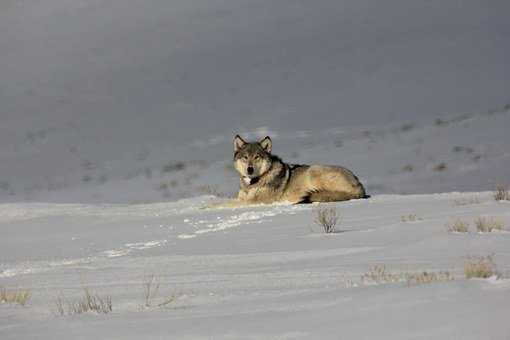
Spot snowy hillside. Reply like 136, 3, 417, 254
1, 105, 509, 203
1, 0, 510, 203
1, 1, 510, 339
1, 192, 510, 339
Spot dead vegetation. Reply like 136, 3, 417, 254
446, 219, 469, 233
452, 146, 474, 154
313, 205, 340, 233
162, 161, 186, 173
445, 216, 505, 233
402, 164, 414, 172
141, 274, 177, 309
464, 255, 498, 279
53, 287, 112, 316
493, 185, 509, 201
405, 271, 453, 285
401, 214, 422, 222
0, 287, 31, 306
361, 265, 404, 285
143, 274, 160, 308
474, 216, 505, 233
433, 162, 447, 172
360, 265, 453, 286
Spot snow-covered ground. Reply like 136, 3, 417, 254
2, 0, 510, 338
1, 192, 509, 339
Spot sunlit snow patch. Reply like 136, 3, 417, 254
177, 204, 307, 239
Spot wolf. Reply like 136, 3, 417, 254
229, 135, 367, 205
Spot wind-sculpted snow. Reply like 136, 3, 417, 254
1, 193, 509, 339
0, 197, 211, 222
178, 204, 308, 239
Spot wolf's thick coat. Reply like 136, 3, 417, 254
233, 135, 366, 204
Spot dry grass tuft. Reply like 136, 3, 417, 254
446, 219, 469, 233
401, 214, 422, 222
474, 216, 505, 233
141, 274, 177, 309
143, 274, 160, 308
313, 205, 340, 233
464, 255, 498, 279
433, 162, 447, 172
53, 287, 112, 316
402, 164, 414, 172
361, 265, 404, 285
0, 287, 31, 306
360, 266, 454, 286
493, 185, 509, 201
405, 271, 453, 286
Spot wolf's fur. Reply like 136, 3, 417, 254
226, 135, 366, 206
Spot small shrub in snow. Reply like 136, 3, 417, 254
433, 162, 447, 172
446, 219, 469, 233
142, 274, 177, 309
360, 266, 454, 286
361, 265, 404, 285
0, 181, 10, 191
53, 287, 112, 316
464, 255, 498, 279
162, 161, 186, 173
474, 216, 505, 233
405, 271, 453, 286
452, 146, 474, 154
81, 174, 92, 183
493, 185, 509, 201
0, 287, 31, 306
313, 205, 340, 233
401, 214, 422, 222
143, 274, 160, 308
402, 164, 414, 172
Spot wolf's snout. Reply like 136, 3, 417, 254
247, 166, 254, 175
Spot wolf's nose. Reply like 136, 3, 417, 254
247, 166, 254, 175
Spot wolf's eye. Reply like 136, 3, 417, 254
253, 155, 260, 160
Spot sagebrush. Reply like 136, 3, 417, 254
474, 217, 505, 233
142, 274, 177, 309
0, 287, 31, 306
360, 265, 453, 286
54, 287, 112, 316
405, 271, 453, 285
464, 255, 498, 279
446, 219, 469, 233
313, 205, 340, 233
401, 214, 422, 222
493, 185, 509, 201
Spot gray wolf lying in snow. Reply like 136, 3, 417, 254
214, 135, 366, 207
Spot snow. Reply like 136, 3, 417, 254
1, 193, 510, 339
1, 0, 510, 338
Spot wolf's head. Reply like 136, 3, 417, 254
233, 135, 273, 182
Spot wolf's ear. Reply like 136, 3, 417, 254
234, 135, 247, 152
259, 136, 272, 153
